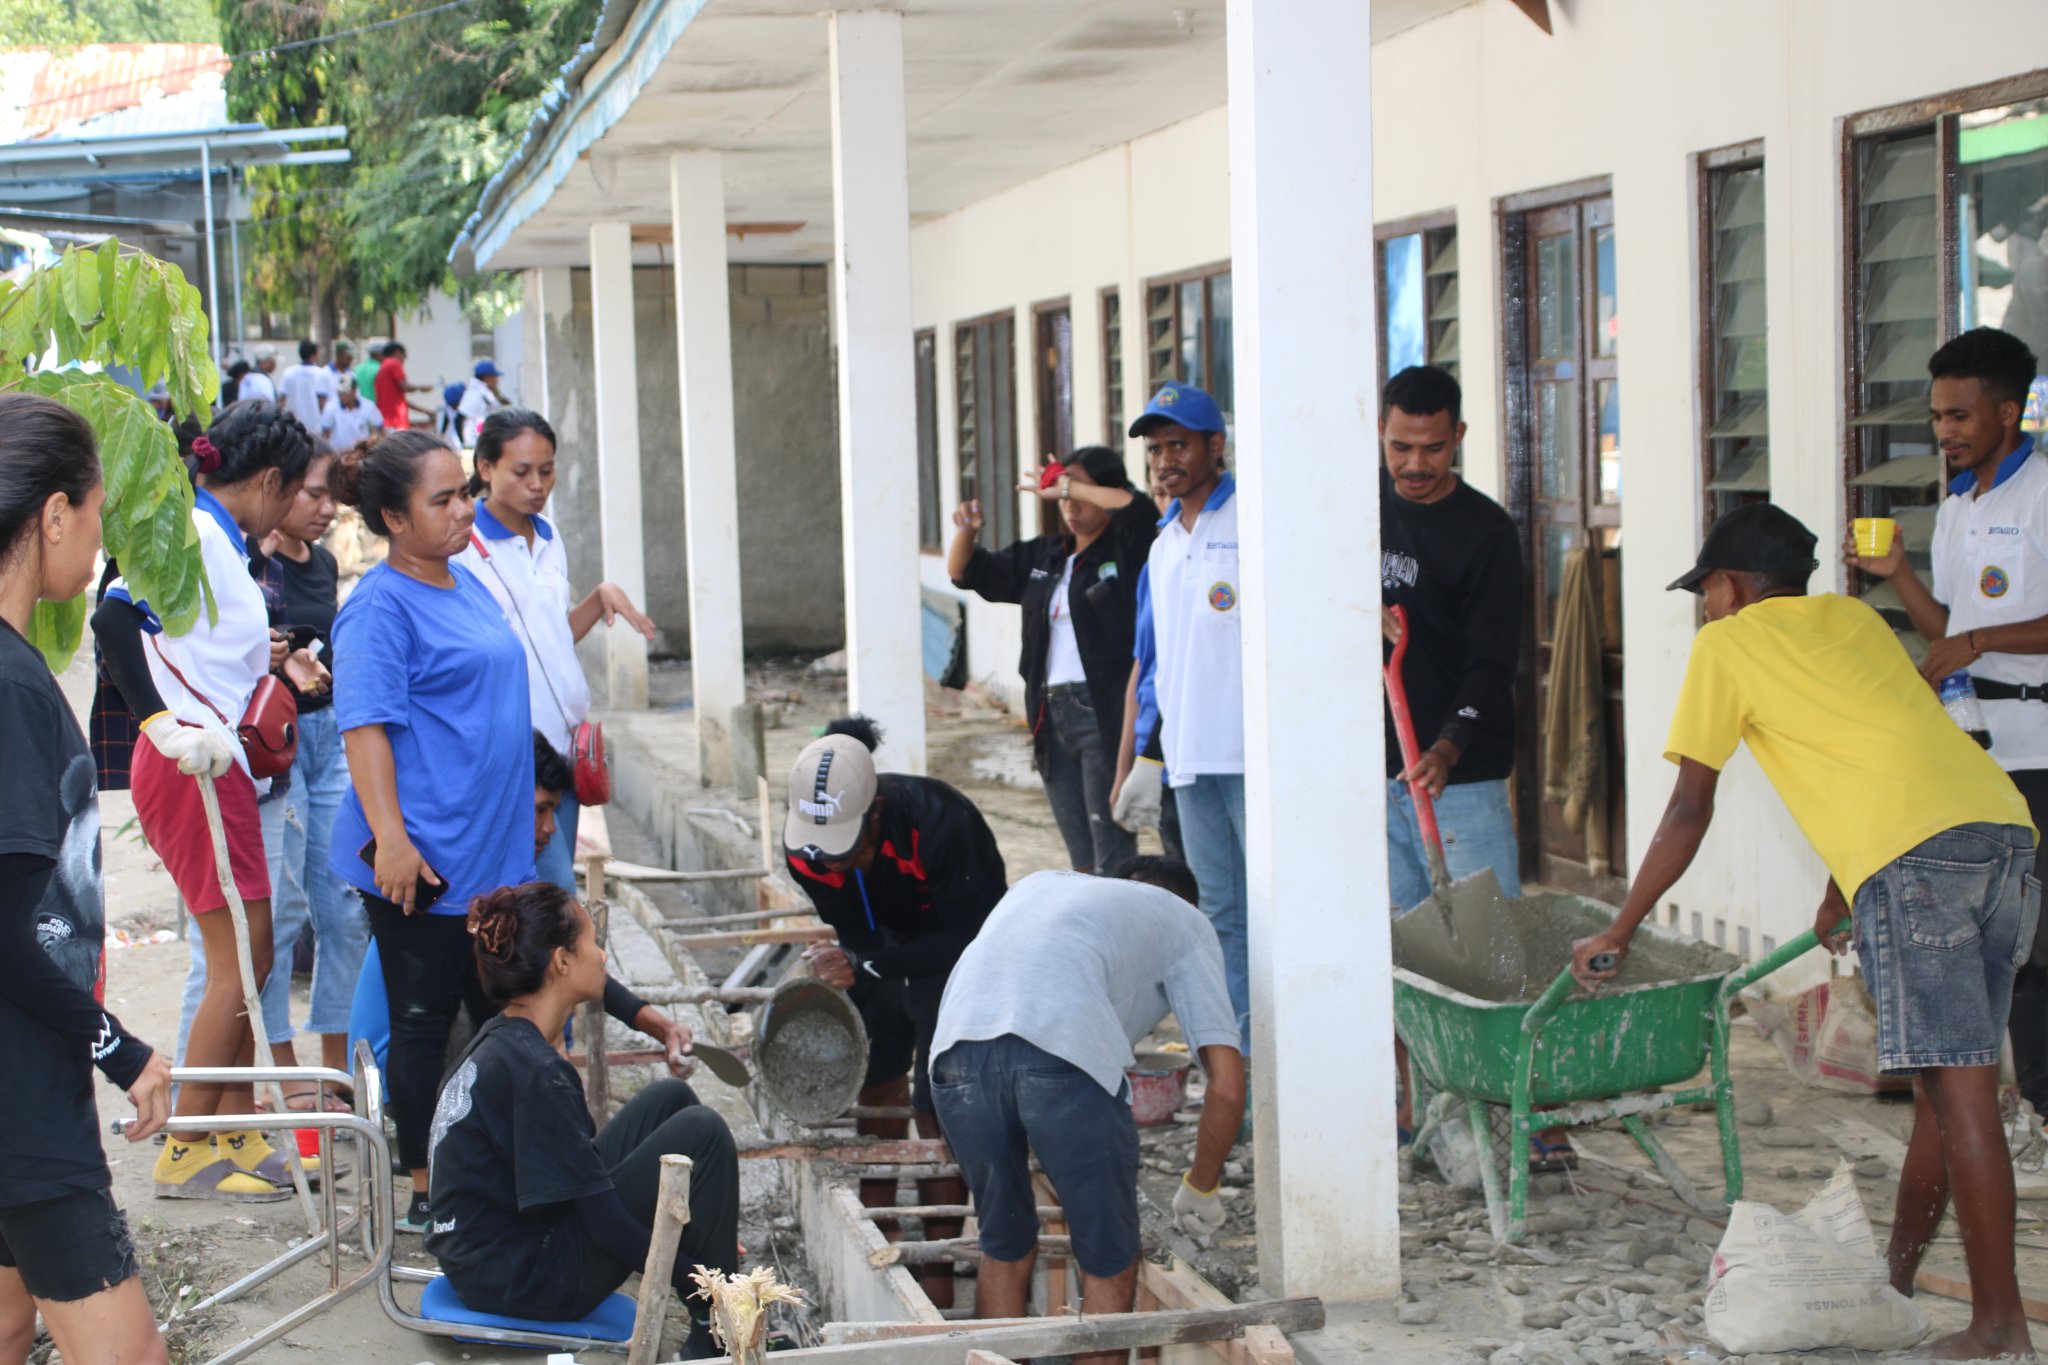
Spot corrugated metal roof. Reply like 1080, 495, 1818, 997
1, 44, 229, 142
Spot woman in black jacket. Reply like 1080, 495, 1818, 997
948, 446, 1154, 871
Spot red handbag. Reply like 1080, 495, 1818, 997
570, 720, 610, 806
150, 639, 299, 779
470, 532, 611, 807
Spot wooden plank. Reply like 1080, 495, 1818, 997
861, 1205, 1061, 1222
965, 1353, 1019, 1365
1915, 1268, 2048, 1325
1139, 1258, 1295, 1365
826, 1316, 1065, 1345
744, 1300, 1323, 1363
608, 856, 771, 883
662, 907, 821, 929
669, 924, 837, 950
739, 1138, 952, 1164
871, 1236, 1072, 1267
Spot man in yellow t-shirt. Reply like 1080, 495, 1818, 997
1571, 503, 2037, 1362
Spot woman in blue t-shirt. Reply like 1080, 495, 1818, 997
328, 431, 533, 1232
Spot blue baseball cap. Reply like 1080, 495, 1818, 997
473, 358, 501, 378
1128, 380, 1225, 438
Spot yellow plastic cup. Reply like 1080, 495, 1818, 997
1853, 517, 1897, 557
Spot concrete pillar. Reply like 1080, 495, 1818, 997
669, 151, 748, 786
827, 9, 926, 775
587, 222, 650, 710
1227, 0, 1398, 1300
524, 266, 572, 412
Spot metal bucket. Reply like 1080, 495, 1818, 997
1126, 1050, 1191, 1127
751, 978, 870, 1127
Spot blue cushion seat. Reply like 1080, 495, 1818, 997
418, 1275, 637, 1344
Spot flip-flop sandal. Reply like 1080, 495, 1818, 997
156, 1157, 290, 1204
1529, 1137, 1579, 1173
251, 1146, 323, 1187
259, 1088, 354, 1114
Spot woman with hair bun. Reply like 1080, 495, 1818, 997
0, 393, 173, 1363
326, 430, 534, 1233
92, 398, 313, 1204
453, 408, 653, 892
426, 882, 736, 1357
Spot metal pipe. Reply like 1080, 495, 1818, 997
199, 140, 221, 368
228, 167, 245, 351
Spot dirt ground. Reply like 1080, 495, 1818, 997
51, 650, 2048, 1362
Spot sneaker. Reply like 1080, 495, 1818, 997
395, 1191, 432, 1236
153, 1138, 288, 1203
217, 1130, 320, 1185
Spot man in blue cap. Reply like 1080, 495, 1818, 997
456, 357, 508, 446
1111, 381, 1250, 1055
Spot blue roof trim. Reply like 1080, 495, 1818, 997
1947, 436, 2036, 496
450, 0, 711, 274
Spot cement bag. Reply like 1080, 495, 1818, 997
1741, 975, 1907, 1096
1702, 1162, 1927, 1353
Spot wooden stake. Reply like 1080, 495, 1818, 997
626, 1153, 693, 1365
870, 1236, 1072, 1267
668, 924, 836, 950
860, 1205, 1059, 1222
739, 1138, 951, 1163
581, 855, 612, 1123
757, 775, 774, 911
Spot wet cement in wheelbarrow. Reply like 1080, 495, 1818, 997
1394, 887, 1738, 1003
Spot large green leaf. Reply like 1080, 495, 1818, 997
25, 596, 89, 673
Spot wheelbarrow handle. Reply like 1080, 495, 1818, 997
1719, 915, 1852, 1000
1385, 606, 1452, 894
1522, 966, 1580, 1036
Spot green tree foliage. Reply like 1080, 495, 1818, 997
0, 0, 219, 46
0, 241, 219, 668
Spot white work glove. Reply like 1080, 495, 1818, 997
1172, 1173, 1227, 1238
142, 713, 236, 779
1113, 756, 1165, 833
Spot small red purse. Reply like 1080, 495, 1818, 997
151, 640, 299, 779
569, 720, 610, 806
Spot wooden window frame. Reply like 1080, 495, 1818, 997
954, 308, 1021, 550
1840, 68, 2048, 520
1100, 285, 1123, 447
1031, 296, 1074, 534
913, 327, 942, 553
1373, 209, 1457, 391
1695, 139, 1767, 536
1142, 259, 1234, 416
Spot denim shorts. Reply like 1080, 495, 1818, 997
930, 1035, 1140, 1278
1852, 822, 2039, 1074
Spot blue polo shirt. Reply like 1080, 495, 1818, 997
330, 561, 535, 914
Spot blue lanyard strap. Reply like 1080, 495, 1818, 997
855, 868, 876, 932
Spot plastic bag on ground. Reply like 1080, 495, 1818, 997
1702, 1161, 1927, 1353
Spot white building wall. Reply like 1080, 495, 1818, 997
909, 0, 2043, 967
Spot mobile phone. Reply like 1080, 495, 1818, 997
358, 838, 447, 912
287, 625, 320, 651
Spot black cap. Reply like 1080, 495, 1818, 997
1667, 503, 1819, 594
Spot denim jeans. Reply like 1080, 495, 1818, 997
178, 788, 289, 1068
1852, 821, 2038, 1074
534, 787, 581, 894
930, 1035, 1140, 1276
280, 707, 369, 1037
1386, 777, 1523, 914
1175, 772, 1249, 1050
1041, 684, 1135, 872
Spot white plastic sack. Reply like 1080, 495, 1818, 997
1702, 1162, 1927, 1353
1742, 975, 1907, 1096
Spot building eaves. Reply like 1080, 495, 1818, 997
450, 0, 707, 276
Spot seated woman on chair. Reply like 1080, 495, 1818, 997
425, 882, 738, 1356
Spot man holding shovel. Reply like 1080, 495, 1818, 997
1572, 502, 2036, 1362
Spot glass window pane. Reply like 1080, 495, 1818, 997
1208, 271, 1234, 419
1594, 224, 1618, 357
1540, 522, 1579, 642
1536, 230, 1578, 361
1596, 379, 1621, 506
1179, 278, 1205, 388
1382, 233, 1426, 375
1538, 379, 1579, 501
1956, 97, 2048, 402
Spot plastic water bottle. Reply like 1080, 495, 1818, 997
1939, 671, 1993, 749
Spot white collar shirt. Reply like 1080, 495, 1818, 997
1144, 475, 1244, 785
277, 364, 327, 433
1931, 437, 2048, 769
325, 400, 383, 451
451, 504, 590, 751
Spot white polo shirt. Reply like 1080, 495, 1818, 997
1142, 474, 1244, 787
452, 503, 590, 753
109, 487, 274, 788
1932, 437, 2048, 770
277, 363, 333, 434
324, 398, 383, 451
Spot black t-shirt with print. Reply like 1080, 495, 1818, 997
425, 1014, 615, 1315
0, 618, 151, 1210
279, 544, 340, 715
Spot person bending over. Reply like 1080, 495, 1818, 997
426, 882, 738, 1357
931, 857, 1244, 1365
1573, 503, 2035, 1361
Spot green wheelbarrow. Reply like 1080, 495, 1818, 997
1397, 902, 1847, 1244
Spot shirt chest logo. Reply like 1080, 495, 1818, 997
1982, 565, 2012, 598
1209, 581, 1237, 612
1382, 551, 1418, 591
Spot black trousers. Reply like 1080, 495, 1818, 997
2008, 770, 2048, 1120
364, 896, 496, 1170
566, 1079, 740, 1325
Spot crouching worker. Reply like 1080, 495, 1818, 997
1571, 503, 2037, 1362
930, 859, 1246, 1365
425, 883, 738, 1358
